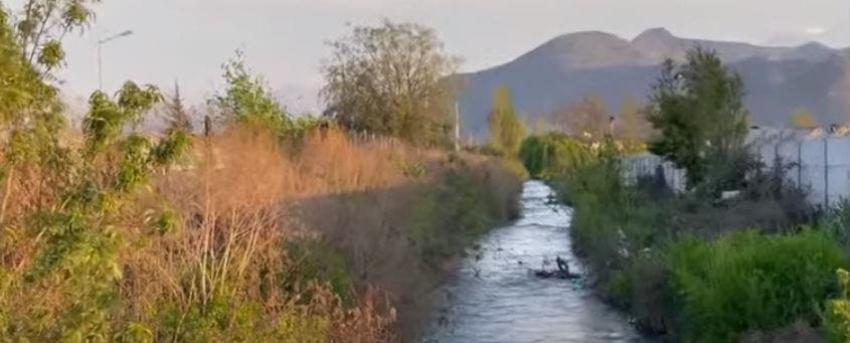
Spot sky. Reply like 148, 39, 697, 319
7, 0, 850, 113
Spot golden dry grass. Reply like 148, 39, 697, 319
0, 124, 520, 341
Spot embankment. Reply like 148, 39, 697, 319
546, 157, 848, 342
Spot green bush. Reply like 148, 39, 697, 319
668, 230, 846, 342
285, 239, 355, 303
409, 169, 502, 269
826, 269, 850, 343
519, 133, 594, 179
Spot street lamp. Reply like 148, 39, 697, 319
97, 30, 134, 90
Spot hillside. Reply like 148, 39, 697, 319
459, 28, 850, 139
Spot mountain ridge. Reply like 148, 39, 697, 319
458, 28, 850, 139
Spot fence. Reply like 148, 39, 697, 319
751, 128, 850, 208
621, 128, 850, 208
621, 153, 687, 193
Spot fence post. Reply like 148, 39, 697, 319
797, 140, 802, 188
824, 137, 829, 207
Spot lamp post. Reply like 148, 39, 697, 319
97, 30, 133, 90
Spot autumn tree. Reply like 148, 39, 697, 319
790, 109, 818, 130
551, 95, 612, 141
321, 20, 460, 146
617, 96, 650, 142
488, 86, 527, 156
647, 47, 750, 189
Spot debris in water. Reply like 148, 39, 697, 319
533, 256, 581, 280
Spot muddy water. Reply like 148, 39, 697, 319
423, 181, 645, 343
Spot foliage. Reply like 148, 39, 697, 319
519, 133, 595, 179
616, 96, 650, 151
668, 230, 846, 342
321, 20, 459, 146
826, 268, 850, 343
166, 81, 193, 132
12, 0, 100, 75
646, 47, 750, 189
2, 82, 191, 340
285, 239, 355, 303
549, 146, 827, 338
791, 109, 818, 130
408, 167, 516, 269
209, 50, 290, 134
550, 94, 612, 141
488, 86, 527, 156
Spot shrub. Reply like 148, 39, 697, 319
519, 133, 594, 179
668, 230, 846, 342
825, 269, 850, 343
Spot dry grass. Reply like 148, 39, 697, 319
0, 125, 521, 341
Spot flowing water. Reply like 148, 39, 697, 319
424, 181, 645, 343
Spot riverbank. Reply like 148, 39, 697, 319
546, 157, 849, 342
0, 126, 523, 341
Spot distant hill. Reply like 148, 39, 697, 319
458, 28, 850, 139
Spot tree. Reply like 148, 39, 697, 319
646, 47, 750, 188
209, 50, 289, 134
790, 109, 818, 130
166, 81, 193, 132
321, 20, 460, 146
0, 3, 82, 226
488, 86, 527, 156
13, 0, 100, 77
551, 95, 612, 141
617, 96, 650, 142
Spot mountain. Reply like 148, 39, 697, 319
458, 28, 850, 139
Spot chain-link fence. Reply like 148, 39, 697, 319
622, 129, 850, 207
752, 128, 850, 208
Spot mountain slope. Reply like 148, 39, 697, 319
459, 28, 850, 139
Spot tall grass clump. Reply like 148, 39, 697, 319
669, 230, 845, 342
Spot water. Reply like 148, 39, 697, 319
424, 181, 644, 343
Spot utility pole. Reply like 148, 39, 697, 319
98, 30, 134, 90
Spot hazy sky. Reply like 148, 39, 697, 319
9, 0, 850, 112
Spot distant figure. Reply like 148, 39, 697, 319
556, 256, 570, 275
533, 256, 580, 280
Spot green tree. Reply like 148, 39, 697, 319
13, 0, 100, 76
321, 20, 460, 146
519, 133, 594, 178
209, 50, 290, 134
0, 4, 76, 226
646, 47, 750, 188
488, 86, 527, 156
